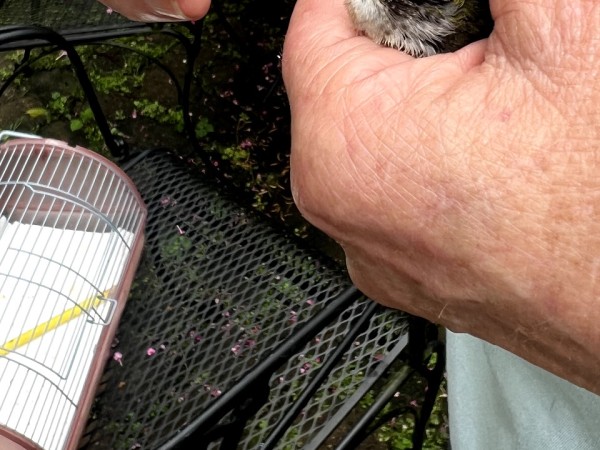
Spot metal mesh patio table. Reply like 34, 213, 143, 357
75, 149, 417, 449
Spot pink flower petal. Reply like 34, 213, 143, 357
300, 362, 311, 374
159, 196, 173, 207
113, 351, 123, 366
146, 347, 156, 357
239, 139, 253, 149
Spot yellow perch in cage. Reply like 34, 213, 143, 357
0, 289, 112, 358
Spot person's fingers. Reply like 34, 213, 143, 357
488, 0, 600, 65
98, 0, 209, 22
178, 0, 211, 20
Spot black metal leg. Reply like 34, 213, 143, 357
198, 378, 271, 449
411, 341, 445, 450
0, 25, 128, 158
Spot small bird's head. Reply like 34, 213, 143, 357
345, 0, 493, 57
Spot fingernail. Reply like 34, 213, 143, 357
169, 0, 190, 19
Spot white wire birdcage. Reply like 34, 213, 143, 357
0, 132, 146, 450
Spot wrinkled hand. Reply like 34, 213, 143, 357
98, 0, 209, 22
283, 0, 600, 394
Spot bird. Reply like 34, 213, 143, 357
345, 0, 493, 57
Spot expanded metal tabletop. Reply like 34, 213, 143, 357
77, 150, 410, 449
0, 0, 133, 30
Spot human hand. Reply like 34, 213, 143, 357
97, 0, 210, 22
283, 0, 600, 394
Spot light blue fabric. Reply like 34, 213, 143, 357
446, 331, 600, 449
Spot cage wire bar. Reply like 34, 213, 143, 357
0, 133, 146, 450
